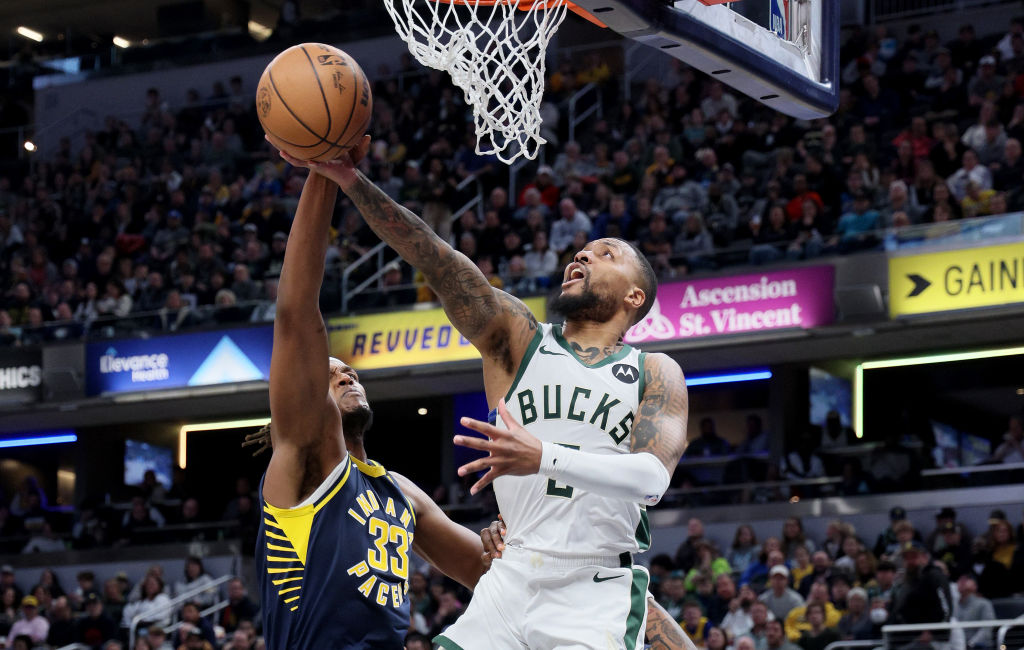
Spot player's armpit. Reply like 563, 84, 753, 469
646, 595, 696, 650
390, 472, 487, 590
630, 353, 689, 474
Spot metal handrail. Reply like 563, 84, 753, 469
340, 175, 483, 313
662, 475, 841, 499
822, 640, 883, 650
921, 461, 1024, 477
997, 613, 1024, 649
567, 82, 603, 145
128, 573, 234, 648
883, 618, 1024, 632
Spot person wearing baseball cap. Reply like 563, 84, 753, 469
759, 564, 804, 622
926, 507, 968, 556
934, 521, 971, 578
888, 540, 952, 645
5, 595, 49, 645
77, 593, 118, 649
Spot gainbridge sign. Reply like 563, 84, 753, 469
329, 297, 547, 370
889, 241, 1024, 317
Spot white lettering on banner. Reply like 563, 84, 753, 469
99, 350, 170, 383
0, 365, 42, 390
679, 277, 797, 308
678, 304, 803, 336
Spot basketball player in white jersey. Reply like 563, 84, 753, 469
279, 140, 689, 649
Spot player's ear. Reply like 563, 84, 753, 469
624, 286, 645, 312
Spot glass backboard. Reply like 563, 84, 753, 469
570, 0, 839, 119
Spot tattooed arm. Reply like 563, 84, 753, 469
631, 352, 689, 473
647, 595, 696, 650
297, 151, 537, 363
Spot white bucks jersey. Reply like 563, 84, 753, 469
493, 323, 651, 557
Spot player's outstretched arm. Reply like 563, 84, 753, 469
265, 165, 346, 507
285, 146, 537, 361
390, 473, 488, 590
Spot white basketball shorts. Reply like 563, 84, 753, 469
434, 546, 650, 650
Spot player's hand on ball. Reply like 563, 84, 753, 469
308, 135, 372, 189
480, 515, 507, 570
455, 399, 542, 495
269, 134, 372, 189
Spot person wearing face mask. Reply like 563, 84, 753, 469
869, 598, 890, 627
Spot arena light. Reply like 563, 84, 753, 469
178, 417, 270, 469
853, 345, 1024, 439
247, 21, 272, 41
16, 26, 43, 42
112, 36, 130, 48
417, 407, 428, 416
23, 141, 36, 152
0, 432, 77, 449
686, 369, 772, 387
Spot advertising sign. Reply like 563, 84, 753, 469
85, 326, 272, 396
889, 241, 1024, 317
330, 297, 547, 371
0, 348, 43, 403
625, 266, 835, 344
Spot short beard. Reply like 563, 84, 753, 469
342, 405, 373, 440
549, 284, 618, 323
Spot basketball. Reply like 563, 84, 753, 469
255, 43, 372, 162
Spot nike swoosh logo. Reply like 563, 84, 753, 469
539, 345, 566, 356
593, 573, 623, 583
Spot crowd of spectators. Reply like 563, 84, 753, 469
0, 563, 260, 650
664, 411, 1024, 508
1, 17, 1023, 345
5, 505, 1020, 650
0, 473, 261, 559
642, 508, 1024, 650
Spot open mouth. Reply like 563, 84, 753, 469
563, 264, 586, 286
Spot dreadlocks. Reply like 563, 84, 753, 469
242, 422, 273, 456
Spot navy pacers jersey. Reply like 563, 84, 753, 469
257, 454, 415, 649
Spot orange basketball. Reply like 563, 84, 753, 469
255, 43, 373, 162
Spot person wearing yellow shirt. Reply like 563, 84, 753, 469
791, 545, 814, 587
680, 599, 713, 649
785, 581, 841, 641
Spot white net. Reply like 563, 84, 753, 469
383, 0, 570, 164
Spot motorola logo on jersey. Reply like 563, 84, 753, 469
611, 364, 639, 384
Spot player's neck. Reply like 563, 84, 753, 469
345, 433, 368, 463
561, 319, 626, 351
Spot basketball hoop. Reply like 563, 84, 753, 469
384, 0, 593, 164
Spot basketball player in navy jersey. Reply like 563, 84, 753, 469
256, 138, 491, 649
260, 138, 692, 650
286, 136, 689, 649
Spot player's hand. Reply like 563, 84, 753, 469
267, 135, 371, 190
480, 515, 506, 570
454, 399, 543, 495
309, 135, 372, 190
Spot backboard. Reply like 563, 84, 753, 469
568, 0, 839, 119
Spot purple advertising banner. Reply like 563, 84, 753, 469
624, 266, 835, 344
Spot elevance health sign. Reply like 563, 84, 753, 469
85, 326, 272, 396
625, 266, 835, 344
